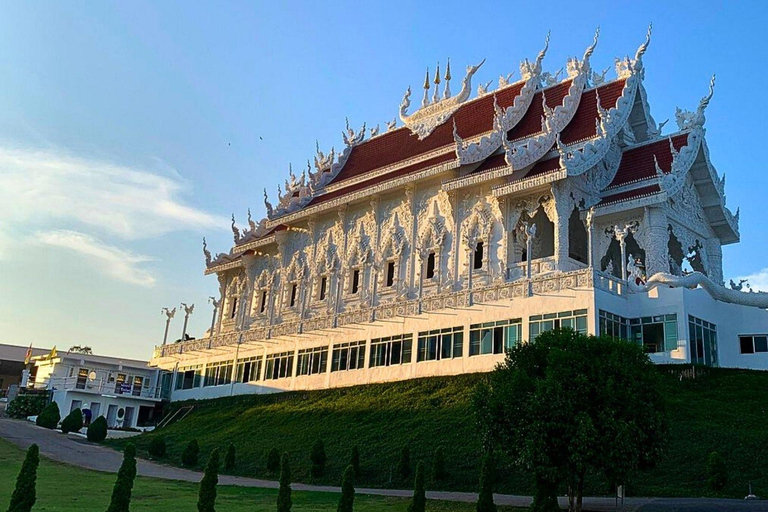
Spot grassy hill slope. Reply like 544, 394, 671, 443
112, 367, 768, 499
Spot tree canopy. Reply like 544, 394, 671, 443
473, 329, 668, 512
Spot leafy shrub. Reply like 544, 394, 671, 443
6, 395, 47, 419
182, 439, 200, 467
60, 408, 83, 434
8, 443, 39, 512
148, 436, 167, 458
35, 402, 60, 429
106, 443, 137, 512
397, 445, 411, 482
267, 447, 281, 473
433, 446, 446, 480
476, 453, 497, 512
197, 448, 220, 512
337, 464, 355, 512
224, 443, 236, 471
707, 451, 728, 491
87, 416, 108, 442
310, 438, 326, 478
407, 461, 426, 512
277, 453, 292, 512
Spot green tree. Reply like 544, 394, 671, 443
35, 401, 60, 429
336, 464, 355, 512
476, 453, 496, 512
350, 446, 360, 478
61, 408, 84, 434
310, 438, 326, 478
267, 448, 281, 474
224, 444, 236, 471
433, 446, 447, 481
182, 439, 200, 467
7, 443, 39, 512
197, 448, 220, 512
473, 329, 668, 512
106, 443, 137, 512
6, 395, 47, 419
407, 461, 426, 512
148, 436, 167, 458
87, 416, 108, 442
277, 452, 292, 512
707, 451, 728, 491
396, 445, 411, 482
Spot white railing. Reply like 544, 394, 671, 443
156, 266, 626, 359
33, 377, 165, 400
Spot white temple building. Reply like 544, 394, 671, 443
151, 27, 768, 401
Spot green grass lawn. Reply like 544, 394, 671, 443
0, 438, 518, 511
109, 367, 768, 500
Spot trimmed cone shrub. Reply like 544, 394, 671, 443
433, 446, 447, 481
224, 444, 236, 471
197, 448, 220, 512
407, 461, 426, 512
277, 452, 292, 512
7, 395, 47, 419
106, 443, 137, 512
397, 445, 411, 482
7, 443, 39, 512
350, 446, 360, 477
476, 453, 497, 512
337, 464, 355, 512
87, 416, 108, 442
182, 439, 200, 467
35, 401, 60, 429
310, 439, 326, 478
267, 447, 281, 474
148, 436, 167, 458
61, 408, 84, 434
707, 451, 728, 491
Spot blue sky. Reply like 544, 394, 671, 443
1, 1, 766, 359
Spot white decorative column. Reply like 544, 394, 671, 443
207, 296, 219, 338
551, 188, 571, 271
704, 238, 724, 284
369, 196, 381, 319
644, 206, 669, 278
406, 185, 417, 298
614, 225, 631, 281
585, 207, 595, 269
524, 222, 536, 297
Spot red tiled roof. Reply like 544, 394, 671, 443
599, 184, 662, 206
471, 152, 507, 174
507, 80, 572, 142
330, 82, 526, 185
525, 154, 561, 177
608, 133, 690, 188
308, 152, 456, 208
559, 80, 626, 144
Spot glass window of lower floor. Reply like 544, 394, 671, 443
529, 309, 588, 340
174, 365, 203, 390
203, 360, 233, 387
688, 316, 717, 365
369, 334, 413, 368
739, 334, 768, 354
630, 314, 678, 354
331, 341, 366, 372
297, 346, 329, 376
417, 326, 464, 361
469, 319, 522, 356
599, 310, 629, 340
235, 356, 263, 383
265, 352, 295, 380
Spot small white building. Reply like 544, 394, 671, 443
30, 350, 167, 429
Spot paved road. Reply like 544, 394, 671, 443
0, 417, 764, 511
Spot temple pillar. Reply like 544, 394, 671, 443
644, 206, 669, 278
704, 238, 724, 284
550, 188, 571, 271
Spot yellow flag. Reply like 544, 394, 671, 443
23, 344, 32, 365
48, 346, 58, 360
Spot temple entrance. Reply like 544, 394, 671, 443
568, 207, 588, 264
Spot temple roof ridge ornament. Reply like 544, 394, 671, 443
615, 23, 652, 79
520, 31, 550, 83
675, 74, 715, 131
399, 58, 486, 140
567, 27, 599, 81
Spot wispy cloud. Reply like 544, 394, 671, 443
36, 230, 156, 287
738, 267, 768, 292
0, 145, 226, 285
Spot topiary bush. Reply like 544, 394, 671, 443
182, 439, 200, 467
148, 436, 167, 458
87, 415, 108, 442
407, 461, 426, 512
707, 451, 728, 491
7, 443, 39, 512
277, 452, 292, 512
106, 443, 137, 512
310, 438, 326, 478
337, 464, 355, 512
267, 447, 281, 474
197, 448, 220, 512
60, 408, 84, 434
476, 453, 497, 512
224, 443, 236, 471
6, 395, 47, 419
35, 402, 60, 429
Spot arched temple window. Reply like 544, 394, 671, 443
568, 207, 588, 264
